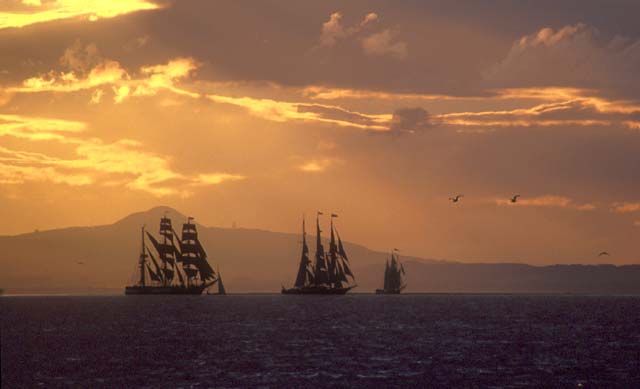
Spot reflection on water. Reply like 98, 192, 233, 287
2, 294, 640, 387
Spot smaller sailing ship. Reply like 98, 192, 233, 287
282, 212, 356, 295
125, 216, 226, 295
375, 249, 406, 294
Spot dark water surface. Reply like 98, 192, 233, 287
2, 294, 640, 387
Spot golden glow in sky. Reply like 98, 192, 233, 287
1, 0, 639, 264
0, 0, 160, 30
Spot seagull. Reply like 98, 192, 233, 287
598, 251, 610, 257
449, 195, 463, 203
510, 194, 521, 203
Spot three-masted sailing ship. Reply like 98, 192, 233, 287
125, 216, 225, 295
375, 249, 406, 294
282, 212, 356, 295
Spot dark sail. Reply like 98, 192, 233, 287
376, 249, 405, 294
146, 263, 162, 282
137, 226, 147, 286
146, 221, 180, 286
162, 268, 175, 280
126, 214, 226, 296
313, 212, 330, 285
217, 271, 226, 295
146, 248, 164, 282
327, 215, 340, 286
294, 217, 311, 288
383, 259, 390, 291
282, 212, 356, 295
195, 240, 216, 280
336, 232, 355, 279
179, 219, 217, 283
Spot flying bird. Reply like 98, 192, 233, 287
598, 251, 610, 257
510, 194, 521, 203
449, 195, 463, 203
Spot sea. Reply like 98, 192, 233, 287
2, 294, 640, 388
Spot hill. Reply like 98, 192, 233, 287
1, 206, 639, 294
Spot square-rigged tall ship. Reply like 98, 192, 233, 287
125, 216, 226, 295
282, 212, 356, 295
375, 249, 406, 294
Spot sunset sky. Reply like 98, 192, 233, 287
1, 0, 639, 264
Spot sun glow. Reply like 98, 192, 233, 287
0, 0, 161, 30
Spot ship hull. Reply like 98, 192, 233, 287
281, 285, 355, 295
124, 285, 206, 295
375, 288, 401, 294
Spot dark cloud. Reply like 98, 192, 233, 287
485, 23, 640, 98
3, 0, 640, 98
389, 107, 433, 134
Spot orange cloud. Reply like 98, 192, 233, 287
8, 56, 198, 103
297, 158, 338, 173
624, 121, 640, 131
0, 113, 245, 196
304, 86, 589, 102
11, 59, 128, 94
7, 44, 639, 134
194, 173, 246, 185
495, 195, 595, 211
206, 94, 391, 131
434, 90, 640, 128
304, 85, 640, 130
0, 113, 86, 141
0, 0, 161, 30
441, 118, 610, 128
610, 202, 640, 214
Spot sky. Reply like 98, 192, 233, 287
0, 0, 639, 264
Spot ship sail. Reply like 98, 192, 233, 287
377, 249, 406, 294
137, 226, 148, 286
217, 269, 226, 295
282, 212, 356, 295
146, 263, 162, 282
336, 231, 355, 280
313, 212, 330, 285
126, 214, 226, 295
294, 217, 311, 288
145, 219, 182, 286
179, 218, 218, 285
327, 215, 339, 286
146, 247, 164, 283
383, 259, 390, 291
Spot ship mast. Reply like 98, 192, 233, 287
313, 211, 329, 285
179, 217, 217, 288
332, 217, 354, 286
328, 214, 341, 287
294, 216, 311, 288
138, 226, 147, 286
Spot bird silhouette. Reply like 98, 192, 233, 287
598, 251, 610, 257
449, 195, 463, 203
510, 194, 521, 203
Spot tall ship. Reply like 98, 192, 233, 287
125, 216, 225, 295
282, 212, 356, 295
375, 249, 406, 294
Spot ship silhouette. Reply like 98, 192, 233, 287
376, 249, 406, 294
125, 216, 225, 295
282, 212, 356, 295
